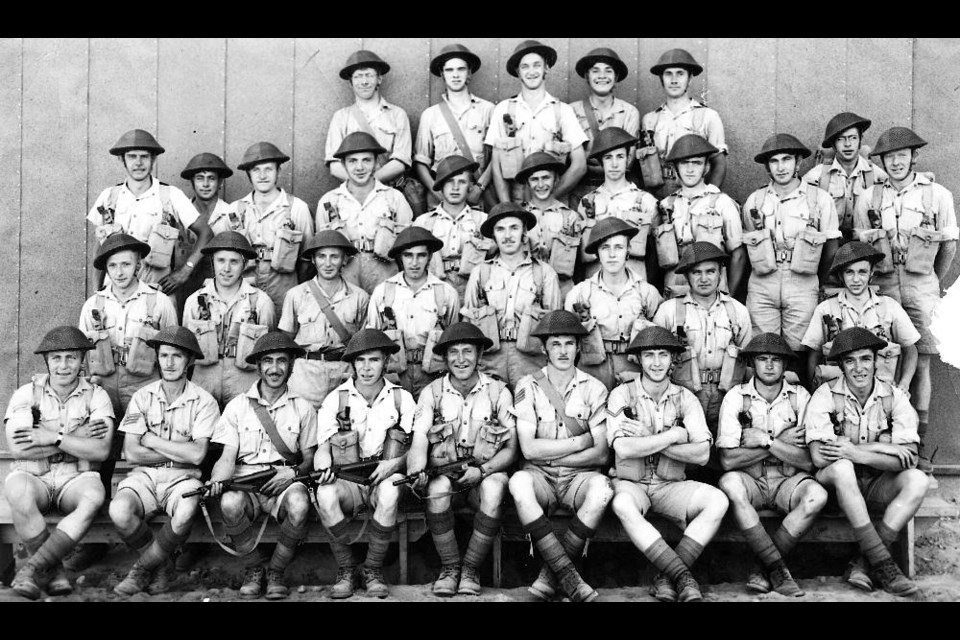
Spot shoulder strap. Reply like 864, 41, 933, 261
392, 387, 402, 421
721, 298, 741, 340
818, 163, 833, 194
248, 397, 299, 464
741, 393, 751, 416
861, 166, 874, 190
487, 378, 500, 410
159, 184, 173, 213
676, 300, 686, 336
93, 293, 107, 329
145, 291, 157, 326
349, 104, 376, 137
788, 389, 798, 417
692, 105, 706, 132
626, 380, 638, 409
705, 192, 721, 211
663, 194, 678, 220
806, 184, 822, 229
533, 261, 544, 300
437, 100, 476, 164
246, 291, 259, 323
832, 389, 846, 418
432, 283, 446, 321
307, 280, 352, 344
532, 370, 587, 436
872, 183, 884, 212
553, 101, 563, 138
671, 390, 682, 426
922, 183, 935, 225
338, 390, 348, 417
384, 281, 397, 311
506, 100, 517, 136
108, 185, 122, 212
881, 392, 892, 423
580, 98, 601, 147
32, 377, 43, 416
744, 188, 767, 231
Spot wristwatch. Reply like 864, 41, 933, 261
54, 426, 65, 448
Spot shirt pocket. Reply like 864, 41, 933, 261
484, 277, 508, 310
297, 308, 326, 345
433, 129, 458, 159
238, 420, 262, 455
374, 122, 398, 153
694, 213, 725, 247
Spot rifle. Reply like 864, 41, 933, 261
183, 468, 278, 498
393, 457, 479, 486
293, 458, 382, 486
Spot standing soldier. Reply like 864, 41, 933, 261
406, 322, 517, 596
461, 203, 562, 388
565, 217, 663, 390
569, 47, 640, 207
108, 327, 219, 596
716, 333, 826, 597
279, 230, 370, 409
312, 329, 417, 600
805, 328, 928, 596
607, 326, 729, 603
852, 127, 958, 461
316, 132, 414, 294
4, 327, 114, 600
206, 331, 318, 599
638, 50, 728, 199
414, 44, 495, 210
87, 129, 212, 303
231, 141, 314, 314
507, 310, 614, 602
656, 134, 746, 300
183, 231, 277, 408
741, 134, 840, 378
325, 50, 421, 215
803, 112, 886, 243
484, 40, 588, 205
366, 227, 460, 397
412, 155, 489, 300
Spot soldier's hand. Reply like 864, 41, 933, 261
367, 460, 395, 486
158, 267, 190, 294
261, 467, 296, 497
777, 424, 806, 448
81, 419, 110, 439
11, 427, 38, 448
207, 480, 225, 498
741, 428, 769, 448
890, 445, 918, 469
315, 468, 336, 486
669, 426, 689, 444
818, 442, 842, 462
411, 470, 429, 491
615, 371, 643, 385
457, 466, 483, 487
829, 439, 858, 462
894, 383, 911, 398
619, 418, 644, 437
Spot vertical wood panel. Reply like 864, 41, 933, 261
567, 38, 639, 107
0, 38, 22, 399
224, 38, 295, 204
427, 38, 501, 108
21, 38, 89, 381
847, 38, 913, 150
914, 38, 960, 201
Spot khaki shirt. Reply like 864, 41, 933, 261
79, 281, 178, 349
484, 92, 588, 159
183, 279, 276, 355
606, 380, 711, 445
571, 96, 641, 145
853, 172, 960, 245
367, 273, 460, 351
278, 277, 369, 352
716, 378, 810, 449
414, 94, 495, 172
325, 97, 412, 169
87, 179, 200, 239
579, 182, 658, 228
653, 293, 753, 371
801, 289, 921, 352
316, 378, 416, 459
641, 100, 727, 160
802, 156, 887, 225
565, 270, 662, 343
804, 377, 918, 446
524, 200, 587, 266
463, 255, 562, 339
660, 184, 743, 252
412, 373, 515, 447
120, 380, 219, 445
743, 182, 842, 244
315, 180, 414, 248
205, 199, 245, 236
413, 205, 488, 278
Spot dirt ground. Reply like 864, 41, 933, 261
3, 516, 959, 603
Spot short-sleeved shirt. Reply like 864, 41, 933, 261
660, 184, 743, 252
606, 379, 711, 445
716, 378, 810, 449
412, 373, 515, 447
484, 93, 588, 160
120, 380, 219, 447
802, 156, 887, 219
205, 199, 245, 236
524, 200, 586, 266
367, 274, 459, 351
571, 96, 641, 148
316, 378, 416, 459
742, 182, 842, 245
565, 270, 662, 343
853, 172, 960, 245
414, 94, 495, 172
463, 255, 562, 338
579, 182, 658, 228
641, 100, 728, 159
325, 97, 412, 169
315, 180, 414, 248
413, 205, 488, 277
183, 279, 276, 349
213, 382, 318, 465
801, 289, 921, 353
653, 293, 753, 371
87, 179, 200, 239
78, 281, 178, 349
232, 189, 315, 253
278, 277, 369, 352
804, 377, 919, 448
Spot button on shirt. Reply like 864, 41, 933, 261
801, 289, 921, 353
413, 205, 488, 277
412, 373, 515, 449
233, 189, 314, 251
414, 94, 495, 172
183, 279, 277, 347
87, 179, 200, 240
716, 378, 809, 449
743, 183, 841, 246
804, 377, 918, 446
213, 382, 318, 465
463, 255, 562, 336
79, 281, 178, 349
641, 100, 728, 159
803, 156, 887, 220
514, 367, 608, 444
565, 271, 663, 342
278, 277, 369, 352
484, 93, 588, 159
606, 380, 710, 446
316, 378, 416, 459
367, 274, 459, 351
580, 183, 658, 228
524, 201, 586, 265
572, 97, 641, 146
315, 180, 414, 247
853, 173, 960, 250
5, 375, 115, 446
653, 293, 753, 371
325, 97, 413, 169
120, 380, 219, 447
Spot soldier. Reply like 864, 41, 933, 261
656, 134, 746, 300
804, 328, 928, 596
108, 327, 219, 596
485, 40, 588, 205
638, 50, 728, 199
716, 333, 826, 597
414, 44, 495, 210
461, 203, 562, 388
183, 231, 277, 408
742, 134, 840, 376
577, 127, 658, 282
366, 227, 460, 397
316, 131, 414, 294
406, 322, 517, 596
231, 141, 314, 314
3, 327, 114, 599
569, 47, 640, 207
607, 326, 729, 603
803, 112, 887, 243
507, 310, 613, 602
279, 230, 370, 409
206, 331, 318, 599
517, 151, 587, 298
412, 155, 490, 300
312, 329, 417, 599
87, 129, 212, 303
852, 127, 958, 461
565, 217, 663, 390
325, 50, 421, 215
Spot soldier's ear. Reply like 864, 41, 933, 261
911, 149, 920, 165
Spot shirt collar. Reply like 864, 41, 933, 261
830, 375, 891, 405
441, 372, 494, 399
245, 381, 299, 406
146, 379, 203, 409
34, 374, 93, 402
746, 377, 795, 404
598, 182, 640, 198
837, 288, 880, 311
635, 379, 684, 404
101, 279, 157, 302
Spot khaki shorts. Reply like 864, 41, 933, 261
117, 467, 203, 519
523, 463, 609, 515
5, 467, 100, 514
721, 469, 814, 514
876, 269, 940, 355
858, 471, 907, 511
613, 477, 710, 530
326, 477, 407, 520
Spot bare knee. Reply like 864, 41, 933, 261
478, 473, 508, 513
219, 491, 248, 522
108, 492, 140, 530
171, 501, 199, 533
797, 482, 829, 517
73, 483, 106, 518
584, 475, 614, 509
611, 491, 638, 519
282, 489, 311, 525
508, 471, 534, 503
427, 475, 452, 497
820, 458, 857, 489
312, 485, 340, 519
375, 482, 400, 511
718, 473, 750, 506
5, 476, 40, 515
901, 469, 930, 503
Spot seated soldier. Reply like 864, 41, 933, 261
312, 329, 417, 599
109, 327, 219, 596
206, 331, 318, 600
717, 333, 827, 597
607, 326, 728, 603
507, 310, 613, 602
406, 322, 517, 596
4, 327, 114, 599
805, 327, 928, 596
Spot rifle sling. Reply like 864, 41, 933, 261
248, 398, 300, 465
199, 499, 272, 558
532, 370, 588, 436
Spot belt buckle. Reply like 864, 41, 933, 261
114, 346, 128, 367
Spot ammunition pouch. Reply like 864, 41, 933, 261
853, 228, 894, 275
719, 344, 745, 392
186, 319, 220, 366
549, 232, 579, 278
234, 323, 269, 371
472, 421, 510, 465
421, 328, 447, 375
672, 347, 702, 393
373, 218, 406, 261
637, 146, 664, 189
497, 138, 524, 181
904, 227, 943, 275
743, 229, 777, 276
459, 237, 492, 277
271, 226, 303, 274
460, 305, 500, 354
87, 329, 116, 377
654, 222, 680, 269
330, 430, 360, 466
383, 328, 408, 375
790, 227, 827, 275
143, 223, 179, 269
516, 305, 548, 355
579, 318, 606, 367
125, 324, 159, 376
875, 342, 902, 383
628, 214, 654, 259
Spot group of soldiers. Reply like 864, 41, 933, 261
4, 40, 954, 602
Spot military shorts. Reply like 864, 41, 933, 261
875, 268, 940, 355
480, 341, 545, 389
288, 357, 351, 410
5, 466, 100, 514
191, 356, 260, 409
117, 467, 203, 519
523, 463, 608, 515
858, 471, 908, 512
342, 251, 399, 295
247, 480, 310, 520
328, 476, 406, 520
424, 471, 510, 512
612, 477, 710, 530
579, 354, 641, 392
721, 469, 815, 514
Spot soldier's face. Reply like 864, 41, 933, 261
518, 53, 547, 90
752, 354, 784, 386
660, 68, 690, 98
587, 62, 616, 96
212, 250, 245, 288
45, 350, 83, 387
441, 57, 471, 92
767, 153, 799, 185
841, 260, 873, 296
313, 248, 346, 281
493, 217, 525, 256
686, 261, 721, 297
833, 127, 862, 163
598, 235, 628, 274
248, 162, 279, 193
157, 345, 190, 382
445, 343, 479, 381
400, 245, 431, 280
527, 170, 556, 202
840, 348, 876, 393
544, 335, 578, 370
345, 152, 376, 186
191, 171, 221, 201
601, 148, 629, 182
106, 250, 140, 290
122, 151, 155, 181
640, 349, 672, 383
258, 353, 292, 389
881, 149, 916, 182
353, 351, 386, 386
677, 157, 708, 188
351, 67, 382, 100
441, 172, 472, 206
